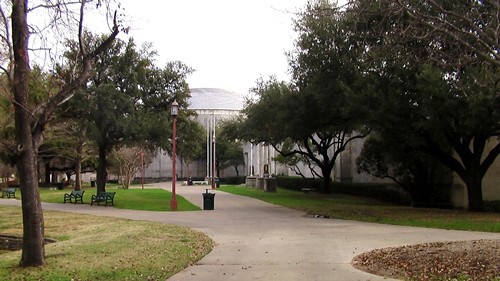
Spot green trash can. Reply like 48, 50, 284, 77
202, 189, 215, 210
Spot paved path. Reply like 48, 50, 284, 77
1, 183, 499, 281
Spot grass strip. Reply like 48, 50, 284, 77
0, 205, 213, 280
38, 187, 200, 211
219, 185, 500, 233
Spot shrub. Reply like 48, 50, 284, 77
276, 176, 410, 204
331, 182, 411, 204
220, 176, 246, 185
484, 201, 500, 213
276, 176, 323, 191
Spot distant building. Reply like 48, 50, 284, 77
143, 88, 248, 180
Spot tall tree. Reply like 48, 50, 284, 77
6, 0, 120, 267
176, 117, 206, 179
217, 121, 245, 176
242, 78, 367, 193
239, 1, 369, 193
62, 37, 192, 192
349, 0, 500, 211
37, 120, 94, 190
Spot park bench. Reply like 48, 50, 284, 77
301, 188, 317, 193
193, 180, 208, 185
91, 191, 116, 207
63, 190, 85, 204
1, 187, 16, 198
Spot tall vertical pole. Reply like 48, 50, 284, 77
170, 100, 179, 210
171, 115, 177, 210
141, 149, 144, 189
212, 114, 217, 189
206, 119, 210, 179
250, 144, 254, 175
212, 132, 216, 189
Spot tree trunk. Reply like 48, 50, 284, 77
74, 134, 84, 191
321, 174, 332, 193
18, 149, 45, 267
44, 161, 50, 184
465, 173, 484, 212
320, 166, 333, 194
96, 145, 107, 192
12, 0, 46, 267
74, 154, 82, 191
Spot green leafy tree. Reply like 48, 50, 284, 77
273, 139, 322, 179
217, 121, 245, 176
177, 117, 206, 179
356, 135, 453, 204
242, 79, 367, 193
62, 37, 192, 192
37, 120, 95, 190
0, 74, 15, 167
240, 1, 369, 193
349, 0, 500, 211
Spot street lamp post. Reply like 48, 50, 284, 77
170, 100, 179, 210
212, 133, 216, 189
141, 149, 144, 189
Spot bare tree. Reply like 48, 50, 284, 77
112, 147, 153, 189
6, 0, 121, 267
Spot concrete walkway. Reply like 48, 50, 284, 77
1, 183, 499, 281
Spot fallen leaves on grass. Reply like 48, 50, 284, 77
352, 239, 499, 281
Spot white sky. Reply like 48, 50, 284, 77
117, 0, 310, 95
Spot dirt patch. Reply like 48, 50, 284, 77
352, 239, 500, 281
0, 234, 57, 251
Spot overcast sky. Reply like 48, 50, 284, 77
118, 0, 310, 94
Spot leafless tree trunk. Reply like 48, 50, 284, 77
11, 0, 46, 267
9, 0, 120, 266
114, 147, 153, 189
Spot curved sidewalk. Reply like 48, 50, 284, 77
1, 184, 499, 281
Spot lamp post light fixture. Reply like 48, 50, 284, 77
170, 100, 179, 210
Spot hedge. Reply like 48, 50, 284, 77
276, 176, 411, 204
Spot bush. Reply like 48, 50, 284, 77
276, 176, 410, 204
276, 176, 323, 191
220, 176, 246, 185
484, 201, 500, 213
331, 182, 411, 204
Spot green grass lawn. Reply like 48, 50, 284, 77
219, 185, 500, 233
38, 187, 200, 211
0, 205, 212, 280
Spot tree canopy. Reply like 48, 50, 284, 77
239, 0, 370, 193
60, 36, 193, 191
347, 0, 500, 210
